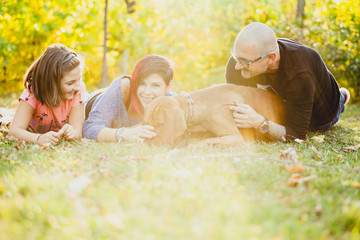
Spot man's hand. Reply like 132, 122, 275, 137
229, 102, 264, 128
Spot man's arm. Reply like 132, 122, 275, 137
229, 103, 286, 141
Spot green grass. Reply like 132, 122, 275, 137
0, 105, 360, 240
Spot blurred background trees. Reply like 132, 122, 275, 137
0, 0, 359, 99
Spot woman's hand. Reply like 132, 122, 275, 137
121, 125, 156, 142
229, 102, 264, 128
37, 131, 61, 145
59, 124, 76, 140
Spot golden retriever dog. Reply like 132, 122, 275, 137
143, 84, 285, 145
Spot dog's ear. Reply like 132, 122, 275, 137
159, 107, 186, 145
143, 96, 186, 145
148, 105, 165, 126
143, 99, 160, 126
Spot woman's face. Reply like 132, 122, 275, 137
137, 73, 171, 108
60, 65, 82, 100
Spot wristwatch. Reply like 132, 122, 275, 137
259, 117, 270, 134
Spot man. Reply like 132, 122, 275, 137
226, 22, 350, 141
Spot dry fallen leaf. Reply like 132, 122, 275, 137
310, 146, 323, 160
13, 140, 26, 150
311, 135, 325, 143
287, 174, 317, 187
341, 144, 360, 152
287, 174, 304, 187
286, 163, 306, 173
40, 143, 52, 150
294, 138, 306, 144
280, 147, 298, 161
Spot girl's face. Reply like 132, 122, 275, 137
60, 65, 82, 100
137, 73, 171, 108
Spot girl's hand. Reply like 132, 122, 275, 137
121, 125, 156, 142
59, 124, 76, 140
37, 131, 61, 145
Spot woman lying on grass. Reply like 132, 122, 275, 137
8, 44, 86, 145
83, 54, 174, 143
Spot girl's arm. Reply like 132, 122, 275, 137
8, 100, 38, 143
62, 103, 84, 140
8, 101, 60, 144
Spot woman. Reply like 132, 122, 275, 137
83, 54, 174, 142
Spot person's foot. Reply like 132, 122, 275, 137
340, 87, 350, 105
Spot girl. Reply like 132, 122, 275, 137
83, 54, 174, 142
8, 44, 86, 145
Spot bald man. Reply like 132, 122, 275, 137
226, 22, 350, 141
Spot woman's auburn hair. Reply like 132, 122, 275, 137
23, 43, 81, 108
129, 54, 174, 114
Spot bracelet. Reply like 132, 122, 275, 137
115, 127, 125, 143
36, 134, 42, 144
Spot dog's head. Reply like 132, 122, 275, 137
143, 96, 187, 145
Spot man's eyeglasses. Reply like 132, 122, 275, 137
230, 49, 276, 68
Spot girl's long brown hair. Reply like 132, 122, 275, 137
24, 43, 81, 108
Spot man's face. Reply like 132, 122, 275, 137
231, 43, 270, 79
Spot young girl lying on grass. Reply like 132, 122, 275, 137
8, 44, 86, 145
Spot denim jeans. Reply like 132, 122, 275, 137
317, 90, 346, 131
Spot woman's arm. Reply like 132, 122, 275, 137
83, 77, 128, 140
96, 127, 117, 142
97, 124, 156, 142
96, 77, 131, 142
8, 101, 61, 144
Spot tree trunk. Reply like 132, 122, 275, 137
100, 0, 108, 87
123, 49, 128, 75
296, 0, 305, 41
296, 0, 305, 27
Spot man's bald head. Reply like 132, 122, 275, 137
235, 22, 277, 55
